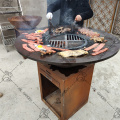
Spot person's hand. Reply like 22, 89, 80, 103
46, 12, 53, 19
75, 15, 82, 22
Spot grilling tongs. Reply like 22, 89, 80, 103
49, 19, 54, 34
71, 20, 77, 33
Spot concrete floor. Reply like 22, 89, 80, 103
0, 39, 120, 120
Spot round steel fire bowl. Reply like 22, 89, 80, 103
8, 15, 42, 30
15, 27, 120, 68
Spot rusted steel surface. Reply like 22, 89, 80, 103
15, 27, 120, 68
37, 62, 95, 120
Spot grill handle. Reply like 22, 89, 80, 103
49, 19, 54, 35
71, 21, 77, 33
42, 34, 51, 46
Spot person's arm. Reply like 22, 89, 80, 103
80, 9, 93, 20
76, 0, 93, 21
47, 0, 61, 13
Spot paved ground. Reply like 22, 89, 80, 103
0, 39, 120, 120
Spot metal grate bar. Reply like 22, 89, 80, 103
67, 34, 83, 41
4, 37, 16, 46
0, 10, 21, 14
0, 7, 19, 8
65, 34, 68, 48
0, 8, 21, 14
72, 35, 74, 40
50, 40, 82, 42
53, 41, 55, 47
1, 24, 14, 30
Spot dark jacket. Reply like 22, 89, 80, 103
47, 0, 93, 26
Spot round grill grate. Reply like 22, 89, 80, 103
46, 34, 88, 50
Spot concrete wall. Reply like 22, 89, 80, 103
20, 0, 48, 28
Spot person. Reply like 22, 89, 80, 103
46, 0, 93, 27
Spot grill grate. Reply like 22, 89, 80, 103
67, 34, 83, 41
49, 34, 88, 50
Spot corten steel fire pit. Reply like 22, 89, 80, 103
15, 26, 120, 120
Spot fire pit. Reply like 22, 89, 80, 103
15, 26, 120, 120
